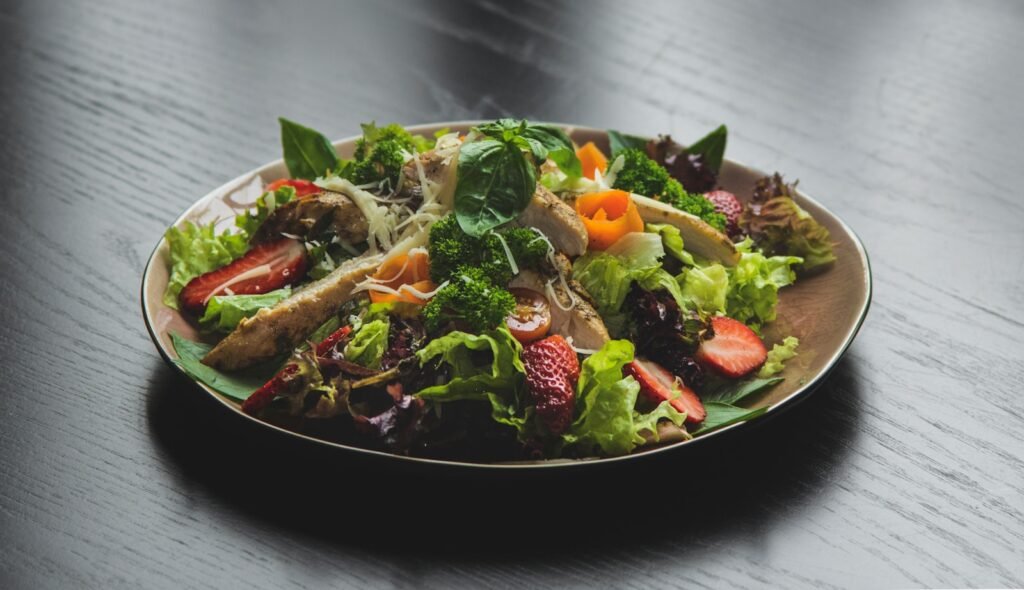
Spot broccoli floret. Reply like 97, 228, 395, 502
346, 122, 434, 188
346, 124, 413, 187
428, 215, 547, 285
612, 148, 726, 232
422, 266, 516, 333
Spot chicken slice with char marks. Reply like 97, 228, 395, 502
515, 185, 588, 258
250, 190, 368, 245
510, 253, 609, 350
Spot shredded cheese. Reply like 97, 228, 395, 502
545, 278, 577, 312
352, 280, 449, 300
491, 231, 519, 275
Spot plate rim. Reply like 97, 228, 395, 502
141, 120, 872, 470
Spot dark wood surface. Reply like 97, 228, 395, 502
1, 0, 1022, 588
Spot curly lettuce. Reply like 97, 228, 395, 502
758, 336, 800, 378
740, 173, 835, 272
162, 221, 248, 310
562, 339, 686, 456
234, 185, 295, 237
413, 327, 527, 430
344, 318, 390, 370
725, 239, 802, 330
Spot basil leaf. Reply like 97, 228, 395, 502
520, 124, 581, 178
170, 333, 281, 401
454, 138, 537, 236
476, 118, 527, 142
279, 117, 341, 180
607, 129, 648, 155
688, 124, 727, 174
693, 402, 768, 435
702, 376, 784, 405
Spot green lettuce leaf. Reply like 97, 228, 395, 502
725, 239, 803, 330
632, 400, 689, 443
414, 327, 525, 402
235, 185, 295, 237
162, 221, 249, 310
646, 223, 696, 266
758, 336, 800, 378
563, 339, 641, 456
344, 318, 390, 369
680, 263, 728, 314
413, 327, 527, 432
562, 339, 687, 456
198, 288, 291, 333
169, 332, 280, 401
572, 253, 637, 331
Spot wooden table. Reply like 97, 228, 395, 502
2, 0, 1022, 587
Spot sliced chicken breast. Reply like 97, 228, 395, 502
202, 253, 386, 371
510, 261, 609, 350
516, 185, 588, 258
630, 194, 739, 265
251, 191, 368, 245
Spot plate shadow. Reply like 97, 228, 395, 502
146, 355, 864, 561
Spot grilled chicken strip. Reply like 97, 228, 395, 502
516, 185, 588, 257
630, 194, 739, 265
202, 252, 385, 371
397, 147, 460, 209
251, 190, 368, 245
510, 254, 609, 350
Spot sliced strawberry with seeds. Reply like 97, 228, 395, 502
241, 363, 300, 415
705, 190, 743, 238
696, 316, 768, 378
179, 238, 307, 313
522, 335, 580, 434
625, 358, 706, 424
315, 325, 352, 357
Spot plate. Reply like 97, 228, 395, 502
141, 121, 872, 469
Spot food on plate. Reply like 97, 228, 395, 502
163, 117, 835, 461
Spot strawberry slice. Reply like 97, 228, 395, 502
240, 363, 300, 415
179, 238, 307, 313
696, 316, 768, 378
314, 325, 353, 356
625, 358, 706, 424
266, 178, 321, 198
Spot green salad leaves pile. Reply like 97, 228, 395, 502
162, 116, 830, 462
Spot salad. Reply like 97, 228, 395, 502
163, 118, 836, 462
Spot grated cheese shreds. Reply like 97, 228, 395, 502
491, 231, 519, 275
352, 280, 449, 300
315, 176, 396, 252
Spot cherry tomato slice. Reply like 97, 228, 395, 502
266, 178, 321, 198
506, 288, 552, 343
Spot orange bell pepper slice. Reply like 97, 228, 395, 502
575, 142, 608, 180
574, 190, 644, 250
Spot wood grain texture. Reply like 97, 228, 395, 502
0, 0, 1021, 588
